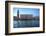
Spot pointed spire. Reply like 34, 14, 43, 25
17, 9, 19, 14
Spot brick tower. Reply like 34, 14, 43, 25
17, 9, 19, 19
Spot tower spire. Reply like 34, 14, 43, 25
17, 9, 19, 19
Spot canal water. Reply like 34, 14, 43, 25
13, 20, 39, 28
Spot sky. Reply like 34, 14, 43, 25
13, 8, 40, 16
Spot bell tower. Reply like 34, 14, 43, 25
17, 9, 19, 19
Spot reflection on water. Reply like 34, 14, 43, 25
13, 20, 39, 28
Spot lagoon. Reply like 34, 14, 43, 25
13, 20, 39, 28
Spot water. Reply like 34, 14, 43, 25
13, 20, 39, 28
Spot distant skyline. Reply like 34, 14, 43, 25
13, 8, 40, 16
